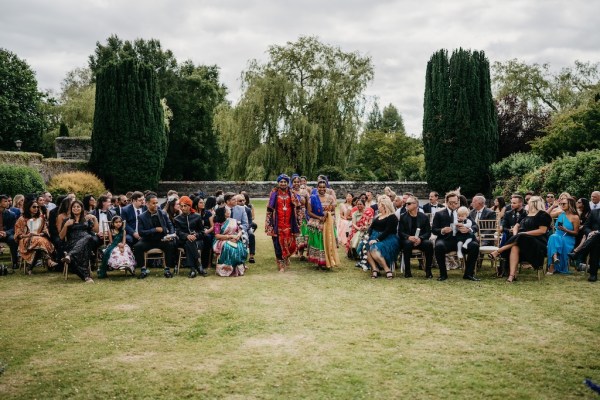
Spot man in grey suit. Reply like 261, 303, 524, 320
224, 192, 249, 240
469, 196, 496, 223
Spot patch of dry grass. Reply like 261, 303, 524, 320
0, 200, 598, 399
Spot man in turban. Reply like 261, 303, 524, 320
174, 196, 206, 278
266, 174, 301, 271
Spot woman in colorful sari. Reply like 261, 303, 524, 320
346, 199, 374, 259
14, 198, 58, 274
290, 174, 309, 260
307, 180, 339, 269
337, 192, 354, 247
213, 207, 248, 277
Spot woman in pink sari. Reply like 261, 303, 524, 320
337, 193, 354, 246
346, 199, 374, 259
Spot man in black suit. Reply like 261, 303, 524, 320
0, 195, 18, 269
121, 191, 146, 246
432, 191, 480, 281
398, 195, 434, 279
498, 194, 527, 276
174, 196, 206, 278
133, 194, 176, 279
111, 195, 128, 217
569, 208, 600, 282
469, 196, 496, 223
91, 195, 115, 247
422, 191, 442, 215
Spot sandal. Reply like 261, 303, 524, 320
386, 271, 393, 280
371, 271, 378, 279
506, 274, 516, 283
488, 251, 500, 260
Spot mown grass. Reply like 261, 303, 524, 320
0, 199, 598, 399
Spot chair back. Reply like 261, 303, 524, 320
477, 219, 499, 246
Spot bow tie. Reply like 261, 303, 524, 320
100, 211, 107, 214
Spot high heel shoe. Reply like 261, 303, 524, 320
488, 251, 500, 260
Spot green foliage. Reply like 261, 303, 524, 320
90, 59, 167, 193
366, 102, 406, 134
47, 171, 106, 199
0, 48, 47, 153
318, 165, 347, 181
0, 164, 45, 196
215, 36, 374, 180
490, 152, 545, 181
530, 99, 600, 161
531, 150, 600, 199
492, 59, 600, 113
54, 67, 96, 137
423, 48, 498, 196
58, 123, 69, 137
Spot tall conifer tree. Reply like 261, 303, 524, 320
90, 59, 166, 192
423, 48, 498, 196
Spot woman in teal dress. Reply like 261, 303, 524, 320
547, 197, 580, 274
213, 207, 248, 277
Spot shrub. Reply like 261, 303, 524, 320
490, 152, 545, 181
47, 171, 106, 200
0, 164, 45, 196
317, 165, 348, 181
540, 149, 600, 199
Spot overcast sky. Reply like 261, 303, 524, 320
2, 0, 599, 136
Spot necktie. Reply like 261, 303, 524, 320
476, 211, 481, 223
136, 209, 141, 232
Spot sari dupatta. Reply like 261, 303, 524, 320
322, 211, 340, 268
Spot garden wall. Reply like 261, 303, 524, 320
0, 151, 87, 183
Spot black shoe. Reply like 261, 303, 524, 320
463, 275, 481, 282
589, 275, 598, 282
164, 269, 173, 278
138, 270, 149, 279
197, 267, 207, 277
12, 263, 19, 270
248, 258, 255, 264
437, 276, 447, 281
188, 270, 197, 278
567, 252, 577, 260
404, 273, 413, 278
426, 273, 433, 279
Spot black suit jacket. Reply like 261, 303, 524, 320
583, 208, 600, 236
432, 208, 478, 241
469, 207, 496, 222
138, 209, 174, 241
398, 212, 432, 241
0, 209, 16, 236
422, 202, 442, 214
173, 213, 205, 242
122, 204, 147, 236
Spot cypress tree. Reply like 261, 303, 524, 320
423, 48, 498, 196
90, 59, 167, 193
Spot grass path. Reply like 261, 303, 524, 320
0, 200, 598, 399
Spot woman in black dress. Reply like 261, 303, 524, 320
488, 196, 552, 282
59, 200, 99, 283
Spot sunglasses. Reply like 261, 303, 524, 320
547, 195, 554, 198
31, 206, 39, 209
405, 202, 415, 205
560, 202, 568, 206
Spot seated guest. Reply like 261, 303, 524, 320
15, 198, 58, 274
432, 191, 480, 281
47, 195, 66, 244
59, 200, 99, 283
360, 195, 399, 279
91, 195, 114, 249
547, 197, 579, 274
548, 192, 572, 218
337, 192, 354, 247
111, 194, 128, 217
590, 191, 600, 211
99, 216, 136, 278
492, 196, 506, 225
498, 194, 527, 276
573, 198, 591, 254
347, 199, 374, 260
488, 196, 552, 282
393, 195, 405, 219
422, 191, 441, 216
398, 195, 433, 279
224, 192, 249, 241
239, 193, 257, 263
0, 194, 18, 269
43, 192, 56, 212
122, 191, 146, 246
164, 197, 181, 224
198, 197, 215, 269
213, 206, 248, 277
568, 207, 600, 282
133, 194, 177, 279
174, 196, 206, 278
82, 194, 97, 214
469, 195, 496, 223
10, 194, 24, 218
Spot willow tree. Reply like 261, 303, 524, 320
423, 48, 498, 196
215, 36, 374, 180
90, 59, 167, 192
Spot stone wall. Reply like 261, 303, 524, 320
0, 151, 88, 183
55, 137, 92, 161
158, 181, 430, 199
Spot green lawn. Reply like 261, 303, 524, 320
0, 200, 598, 399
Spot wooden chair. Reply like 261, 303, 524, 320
399, 249, 425, 274
144, 248, 165, 269
175, 248, 186, 275
476, 219, 500, 272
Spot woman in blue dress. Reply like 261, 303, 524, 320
547, 197, 580, 274
213, 206, 248, 277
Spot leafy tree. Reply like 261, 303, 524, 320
496, 94, 549, 159
492, 59, 600, 113
89, 35, 226, 180
215, 36, 374, 180
531, 98, 600, 160
56, 67, 96, 137
423, 48, 498, 196
0, 48, 47, 152
90, 59, 167, 192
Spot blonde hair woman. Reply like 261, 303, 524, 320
488, 196, 552, 282
359, 195, 400, 279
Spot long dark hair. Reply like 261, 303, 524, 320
214, 207, 227, 223
578, 198, 591, 222
68, 200, 85, 222
23, 198, 41, 219
494, 196, 506, 211
82, 194, 95, 212
58, 197, 72, 215
204, 196, 217, 211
